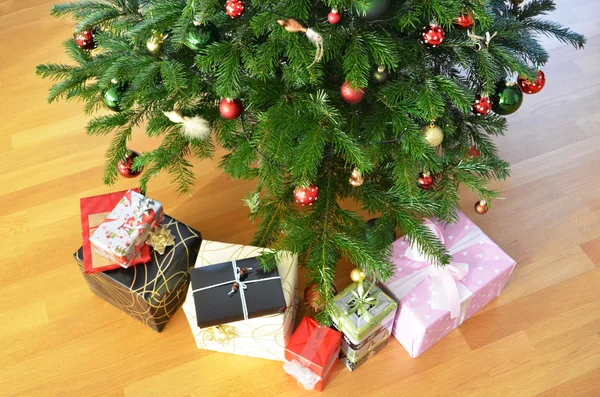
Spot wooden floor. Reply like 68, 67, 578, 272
1, 1, 599, 396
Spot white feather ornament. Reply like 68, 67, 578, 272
164, 110, 211, 140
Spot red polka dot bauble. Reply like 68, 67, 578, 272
341, 81, 365, 104
468, 146, 480, 158
294, 184, 319, 206
473, 94, 492, 115
421, 23, 445, 48
74, 29, 97, 50
455, 11, 473, 29
225, 0, 245, 18
219, 98, 243, 120
328, 9, 341, 24
518, 70, 546, 94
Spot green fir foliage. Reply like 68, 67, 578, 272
37, 0, 585, 320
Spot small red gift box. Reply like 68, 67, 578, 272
284, 317, 342, 392
80, 189, 150, 274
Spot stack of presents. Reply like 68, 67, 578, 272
75, 189, 516, 391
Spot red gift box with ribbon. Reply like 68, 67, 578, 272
80, 189, 151, 274
284, 317, 342, 392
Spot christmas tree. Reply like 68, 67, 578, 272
37, 0, 584, 321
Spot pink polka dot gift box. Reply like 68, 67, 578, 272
379, 211, 516, 358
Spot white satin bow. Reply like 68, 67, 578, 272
388, 219, 484, 323
283, 359, 321, 391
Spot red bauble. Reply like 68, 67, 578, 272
340, 81, 365, 104
225, 0, 245, 18
421, 23, 445, 47
518, 70, 546, 94
117, 151, 143, 178
473, 95, 492, 116
219, 98, 243, 119
328, 9, 341, 24
455, 11, 473, 29
304, 283, 337, 311
417, 172, 434, 190
74, 29, 96, 50
474, 200, 489, 214
294, 184, 319, 206
468, 146, 480, 158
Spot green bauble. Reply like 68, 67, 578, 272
373, 66, 388, 84
355, 0, 391, 20
102, 86, 124, 112
185, 22, 219, 51
492, 81, 523, 115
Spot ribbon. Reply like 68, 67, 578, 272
191, 260, 281, 321
387, 219, 485, 324
147, 226, 175, 255
204, 325, 238, 346
283, 360, 321, 391
344, 281, 380, 323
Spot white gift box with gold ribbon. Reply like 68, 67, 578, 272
182, 240, 299, 361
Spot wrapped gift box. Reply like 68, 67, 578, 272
89, 190, 163, 267
284, 317, 342, 391
379, 211, 516, 358
182, 241, 298, 361
334, 309, 395, 350
74, 215, 201, 332
341, 337, 390, 372
341, 321, 391, 362
330, 281, 397, 345
190, 256, 286, 328
80, 189, 151, 274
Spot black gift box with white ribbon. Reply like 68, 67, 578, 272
190, 256, 286, 328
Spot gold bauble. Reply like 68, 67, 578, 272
146, 32, 164, 54
350, 268, 366, 282
422, 124, 444, 147
349, 168, 364, 187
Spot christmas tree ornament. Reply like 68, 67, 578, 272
164, 110, 212, 140
219, 98, 243, 120
349, 168, 364, 187
373, 66, 388, 84
518, 70, 546, 94
355, 0, 391, 21
341, 81, 365, 104
225, 0, 245, 19
74, 29, 97, 50
350, 268, 366, 283
455, 11, 473, 29
117, 150, 143, 178
417, 172, 434, 190
473, 94, 492, 116
468, 30, 497, 51
492, 80, 523, 115
421, 23, 445, 48
468, 146, 480, 158
422, 123, 444, 147
510, 0, 525, 4
304, 283, 337, 311
328, 9, 341, 25
102, 85, 125, 112
185, 22, 219, 51
277, 19, 323, 68
474, 200, 489, 214
294, 184, 319, 206
146, 32, 165, 54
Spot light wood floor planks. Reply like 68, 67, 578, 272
1, 1, 599, 396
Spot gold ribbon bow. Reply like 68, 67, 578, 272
204, 325, 238, 345
147, 226, 175, 255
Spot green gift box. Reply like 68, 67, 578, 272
330, 281, 397, 344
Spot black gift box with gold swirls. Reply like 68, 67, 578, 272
73, 215, 202, 332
